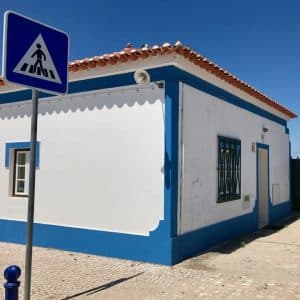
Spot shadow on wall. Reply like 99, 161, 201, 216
181, 213, 300, 272
0, 85, 163, 120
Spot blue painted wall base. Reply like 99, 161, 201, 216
0, 200, 291, 265
0, 219, 175, 265
173, 200, 292, 264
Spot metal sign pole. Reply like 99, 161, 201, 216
24, 89, 39, 300
3, 12, 68, 298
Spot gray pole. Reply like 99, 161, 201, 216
24, 89, 39, 300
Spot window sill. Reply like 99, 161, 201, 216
217, 197, 241, 204
10, 195, 28, 199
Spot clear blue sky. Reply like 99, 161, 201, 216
0, 0, 299, 156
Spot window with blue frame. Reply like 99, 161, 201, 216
217, 136, 241, 203
5, 141, 40, 197
13, 149, 30, 196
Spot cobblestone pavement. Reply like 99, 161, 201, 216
1, 215, 300, 299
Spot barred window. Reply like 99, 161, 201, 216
217, 136, 241, 202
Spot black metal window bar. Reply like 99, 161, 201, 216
217, 136, 241, 202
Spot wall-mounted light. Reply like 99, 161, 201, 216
134, 69, 150, 85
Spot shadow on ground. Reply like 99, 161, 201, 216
215, 213, 300, 255
181, 213, 300, 272
61, 272, 144, 299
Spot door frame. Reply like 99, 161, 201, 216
256, 143, 270, 228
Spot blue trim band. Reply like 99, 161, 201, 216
179, 75, 286, 127
178, 208, 257, 261
256, 142, 269, 150
0, 66, 287, 128
175, 199, 290, 263
5, 141, 40, 168
269, 200, 292, 222
0, 219, 173, 265
0, 204, 290, 266
164, 80, 179, 239
149, 67, 287, 127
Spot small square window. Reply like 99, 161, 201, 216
13, 149, 30, 197
217, 136, 241, 203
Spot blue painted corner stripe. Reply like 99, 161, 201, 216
285, 127, 290, 134
5, 141, 40, 168
164, 80, 179, 239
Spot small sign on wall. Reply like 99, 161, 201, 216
242, 194, 251, 210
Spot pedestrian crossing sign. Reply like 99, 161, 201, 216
2, 11, 69, 95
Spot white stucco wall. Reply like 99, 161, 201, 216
0, 83, 165, 236
179, 83, 290, 234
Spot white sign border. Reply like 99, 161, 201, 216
2, 10, 70, 95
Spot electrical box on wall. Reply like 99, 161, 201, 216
242, 194, 251, 210
244, 194, 250, 202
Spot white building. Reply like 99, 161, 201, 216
0, 42, 296, 265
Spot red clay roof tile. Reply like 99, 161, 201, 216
0, 42, 296, 118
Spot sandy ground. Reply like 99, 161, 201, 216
1, 215, 300, 300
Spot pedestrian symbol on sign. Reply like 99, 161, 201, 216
31, 43, 46, 74
13, 33, 62, 84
